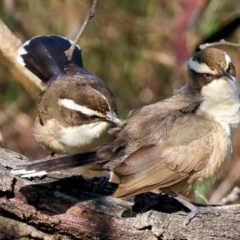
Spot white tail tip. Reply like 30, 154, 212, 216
11, 169, 47, 178
11, 169, 36, 175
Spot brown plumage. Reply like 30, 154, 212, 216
16, 35, 118, 177
14, 47, 240, 225
34, 63, 117, 154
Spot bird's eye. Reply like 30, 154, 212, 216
203, 73, 213, 80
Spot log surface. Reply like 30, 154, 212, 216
0, 148, 240, 240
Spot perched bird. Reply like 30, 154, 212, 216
13, 47, 240, 225
16, 35, 117, 177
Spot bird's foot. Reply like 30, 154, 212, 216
133, 193, 164, 213
141, 193, 164, 212
50, 152, 55, 157
183, 205, 220, 227
169, 191, 220, 227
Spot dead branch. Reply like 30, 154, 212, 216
0, 19, 44, 99
0, 148, 240, 240
65, 0, 99, 61
199, 39, 240, 49
219, 187, 240, 205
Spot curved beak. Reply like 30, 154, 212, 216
221, 70, 234, 81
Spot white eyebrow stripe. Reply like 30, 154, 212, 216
224, 52, 231, 67
97, 90, 112, 112
58, 98, 106, 118
188, 57, 218, 74
86, 84, 113, 112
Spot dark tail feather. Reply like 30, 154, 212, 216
16, 151, 99, 173
17, 35, 83, 83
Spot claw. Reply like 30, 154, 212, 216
183, 205, 220, 227
169, 191, 221, 227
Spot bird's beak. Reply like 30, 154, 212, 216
221, 70, 234, 81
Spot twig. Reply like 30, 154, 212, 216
219, 187, 240, 205
194, 190, 209, 204
209, 161, 240, 204
199, 39, 240, 50
65, 0, 99, 61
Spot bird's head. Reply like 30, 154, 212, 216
187, 47, 238, 99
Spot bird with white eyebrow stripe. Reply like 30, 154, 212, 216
15, 35, 117, 177
13, 47, 240, 226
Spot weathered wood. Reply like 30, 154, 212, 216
0, 216, 54, 240
0, 148, 240, 240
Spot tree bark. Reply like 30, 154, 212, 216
0, 148, 240, 240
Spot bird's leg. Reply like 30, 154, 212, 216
93, 172, 111, 192
106, 112, 122, 127
132, 193, 164, 213
169, 191, 220, 227
50, 152, 55, 157
140, 193, 164, 212
44, 152, 55, 159
44, 152, 55, 158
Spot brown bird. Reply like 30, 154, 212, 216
15, 35, 117, 177
13, 47, 240, 225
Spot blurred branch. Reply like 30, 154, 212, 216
219, 187, 240, 205
0, 18, 44, 99
199, 39, 240, 49
142, 49, 176, 67
0, 94, 30, 126
66, 0, 99, 61
0, 216, 53, 240
194, 190, 209, 204
209, 161, 240, 204
196, 17, 240, 52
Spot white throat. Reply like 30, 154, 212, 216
198, 78, 240, 135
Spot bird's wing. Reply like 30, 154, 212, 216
113, 115, 215, 197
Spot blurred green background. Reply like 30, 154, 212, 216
1, 0, 240, 204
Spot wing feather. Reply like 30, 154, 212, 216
114, 115, 214, 197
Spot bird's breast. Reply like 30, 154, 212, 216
33, 117, 112, 154
59, 121, 110, 152
187, 123, 232, 191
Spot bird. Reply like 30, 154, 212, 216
15, 35, 118, 177
13, 47, 240, 226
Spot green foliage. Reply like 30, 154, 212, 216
4, 80, 19, 104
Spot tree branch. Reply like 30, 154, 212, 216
1, 148, 240, 239
199, 39, 240, 49
65, 0, 99, 61
0, 19, 44, 99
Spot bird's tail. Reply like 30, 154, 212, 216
11, 151, 101, 178
17, 35, 83, 83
